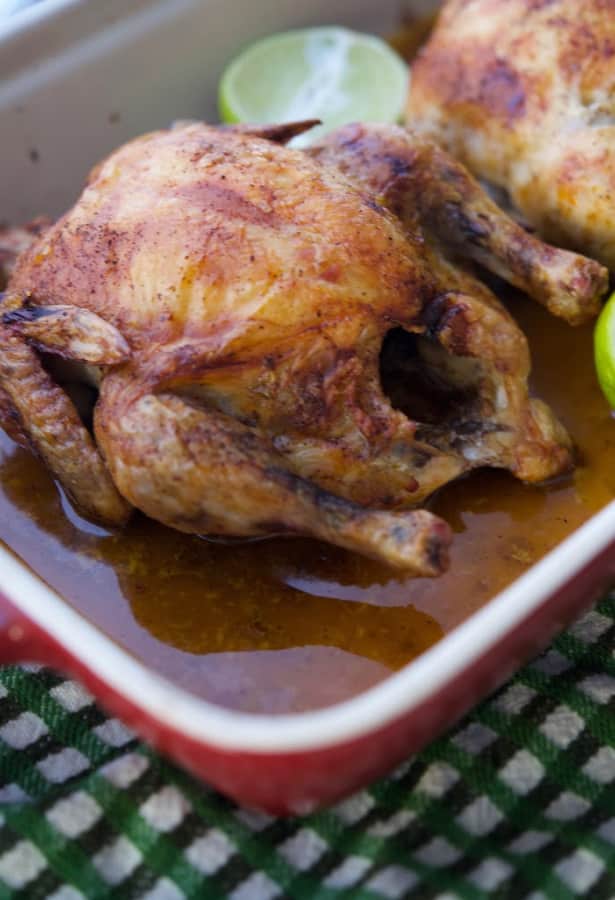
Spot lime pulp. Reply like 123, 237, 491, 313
218, 27, 409, 146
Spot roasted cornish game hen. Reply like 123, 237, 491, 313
407, 0, 615, 268
0, 121, 608, 572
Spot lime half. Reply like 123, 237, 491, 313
218, 27, 409, 146
594, 292, 615, 407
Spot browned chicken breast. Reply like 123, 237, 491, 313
0, 121, 607, 572
407, 0, 615, 268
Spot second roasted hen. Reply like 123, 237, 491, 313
0, 121, 607, 572
407, 0, 615, 268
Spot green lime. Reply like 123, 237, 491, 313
594, 291, 615, 407
218, 27, 409, 146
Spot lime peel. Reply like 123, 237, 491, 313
594, 291, 615, 408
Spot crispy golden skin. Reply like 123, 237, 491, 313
0, 122, 606, 571
407, 0, 615, 268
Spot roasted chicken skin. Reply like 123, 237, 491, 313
0, 121, 607, 572
407, 0, 615, 269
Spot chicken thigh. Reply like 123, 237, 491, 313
0, 121, 607, 572
407, 0, 615, 268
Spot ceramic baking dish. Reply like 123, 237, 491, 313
1, 0, 614, 816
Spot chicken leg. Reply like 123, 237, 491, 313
311, 123, 575, 482
95, 376, 452, 574
310, 123, 608, 325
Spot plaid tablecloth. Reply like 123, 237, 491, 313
0, 596, 612, 899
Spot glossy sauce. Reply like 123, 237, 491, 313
0, 295, 613, 713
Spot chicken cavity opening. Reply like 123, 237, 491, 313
379, 328, 483, 438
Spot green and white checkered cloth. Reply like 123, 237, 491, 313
0, 595, 613, 899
